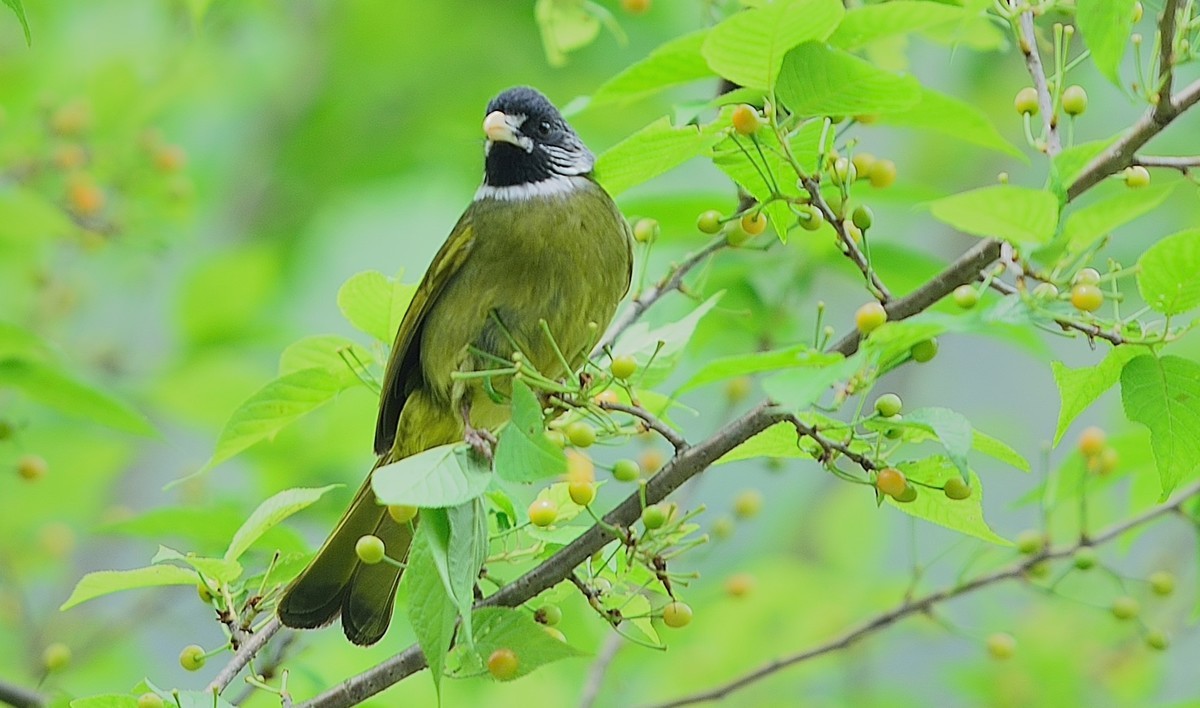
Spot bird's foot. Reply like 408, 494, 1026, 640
465, 425, 497, 463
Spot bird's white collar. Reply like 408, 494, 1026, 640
474, 174, 590, 202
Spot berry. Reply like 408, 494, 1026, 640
67, 177, 104, 216
545, 430, 568, 448
830, 157, 857, 185
741, 211, 768, 236
355, 535, 386, 565
893, 485, 918, 503
16, 454, 47, 481
387, 504, 418, 524
566, 421, 597, 448
798, 204, 825, 231
154, 144, 186, 172
1016, 530, 1044, 555
51, 102, 90, 136
197, 583, 214, 603
733, 489, 763, 519
1123, 165, 1151, 188
1145, 629, 1169, 650
528, 499, 557, 527
639, 449, 665, 475
137, 694, 165, 708
1073, 547, 1098, 570
179, 644, 207, 671
487, 648, 519, 680
880, 414, 904, 439
642, 504, 669, 530
1077, 426, 1107, 458
697, 210, 723, 234
724, 221, 753, 247
910, 338, 938, 363
852, 152, 876, 176
731, 104, 762, 136
1111, 596, 1139, 620
986, 632, 1016, 660
662, 601, 693, 628
592, 389, 619, 406
1062, 85, 1088, 116
725, 573, 754, 598
1073, 267, 1102, 285
53, 143, 87, 170
868, 159, 896, 188
874, 393, 902, 418
1014, 87, 1039, 115
1070, 283, 1103, 312
535, 604, 563, 626
712, 516, 735, 539
566, 450, 594, 483
875, 468, 908, 498
543, 626, 567, 642
943, 476, 972, 500
953, 285, 979, 309
610, 355, 637, 380
851, 205, 873, 231
42, 642, 71, 672
633, 218, 659, 244
1132, 1, 1144, 22
725, 376, 752, 403
568, 481, 596, 506
855, 302, 888, 334
1149, 571, 1175, 596
612, 459, 640, 482
621, 0, 651, 12
1032, 282, 1060, 300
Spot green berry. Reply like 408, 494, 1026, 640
868, 159, 896, 188
712, 516, 735, 539
543, 626, 567, 642
1145, 629, 1169, 650
725, 376, 752, 403
874, 393, 902, 418
566, 421, 597, 448
1062, 85, 1088, 116
1014, 87, 1039, 115
1073, 547, 1098, 570
662, 601, 693, 628
355, 535, 386, 565
1070, 283, 1104, 312
137, 693, 165, 708
487, 648, 519, 680
986, 632, 1016, 660
1111, 596, 1140, 620
535, 604, 563, 626
642, 504, 669, 530
724, 221, 753, 247
855, 302, 888, 335
1032, 282, 1060, 300
943, 476, 972, 500
529, 499, 558, 527
387, 504, 419, 524
733, 489, 763, 519
851, 205, 873, 231
1016, 530, 1044, 555
953, 284, 979, 309
612, 459, 640, 482
568, 481, 596, 506
1124, 165, 1151, 188
1149, 571, 1175, 596
910, 338, 938, 363
633, 218, 659, 244
17, 454, 47, 481
610, 355, 637, 380
179, 644, 206, 671
893, 484, 918, 503
697, 210, 723, 234
42, 642, 71, 672
830, 157, 857, 185
1073, 267, 1102, 285
798, 204, 825, 231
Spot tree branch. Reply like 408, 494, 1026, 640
0, 680, 45, 708
598, 400, 689, 453
651, 479, 1200, 708
1132, 154, 1200, 173
987, 279, 1125, 345
1154, 0, 1183, 121
1012, 2, 1061, 156
206, 616, 284, 695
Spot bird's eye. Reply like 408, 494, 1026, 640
537, 121, 552, 137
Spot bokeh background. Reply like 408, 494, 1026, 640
2, 1, 1199, 706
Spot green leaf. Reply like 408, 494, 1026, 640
535, 0, 600, 68
0, 359, 154, 436
710, 120, 823, 236
1050, 137, 1117, 193
829, 1, 965, 50
224, 485, 339, 562
676, 345, 842, 394
860, 317, 949, 371
60, 565, 198, 610
494, 380, 567, 483
1060, 182, 1177, 254
466, 607, 586, 679
715, 421, 819, 465
337, 270, 416, 344
1076, 0, 1136, 85
404, 529, 457, 693
69, 697, 139, 708
928, 185, 1058, 244
701, 0, 843, 90
776, 42, 921, 117
889, 458, 1009, 545
203, 367, 345, 472
279, 334, 374, 386
1121, 354, 1200, 497
1137, 229, 1200, 315
612, 293, 722, 387
101, 504, 308, 556
904, 408, 973, 478
372, 443, 492, 507
595, 116, 726, 197
590, 30, 713, 106
970, 430, 1031, 473
875, 86, 1022, 158
3, 0, 30, 46
1051, 346, 1140, 446
761, 357, 858, 411
0, 321, 52, 362
152, 546, 242, 583
446, 500, 488, 647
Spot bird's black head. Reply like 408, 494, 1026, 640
481, 86, 594, 189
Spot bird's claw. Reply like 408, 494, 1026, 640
465, 426, 497, 463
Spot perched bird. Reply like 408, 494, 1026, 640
277, 86, 633, 645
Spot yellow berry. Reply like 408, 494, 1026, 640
855, 302, 888, 334
355, 535, 386, 565
662, 601, 693, 628
387, 504, 418, 524
1014, 87, 1039, 115
487, 648, 520, 680
610, 355, 637, 380
740, 211, 768, 235
731, 104, 762, 136
568, 481, 596, 506
528, 499, 558, 527
868, 159, 897, 188
179, 644, 207, 671
733, 489, 763, 519
42, 642, 71, 672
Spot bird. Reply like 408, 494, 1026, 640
277, 86, 633, 645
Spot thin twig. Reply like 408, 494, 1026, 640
800, 176, 893, 301
987, 279, 1125, 345
206, 616, 284, 695
781, 413, 876, 471
1132, 154, 1200, 172
0, 680, 45, 708
649, 479, 1200, 707
1012, 3, 1061, 156
598, 401, 689, 453
1154, 0, 1183, 121
579, 633, 625, 708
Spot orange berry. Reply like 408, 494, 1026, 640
67, 177, 104, 217
1077, 426, 1107, 457
731, 104, 762, 136
875, 468, 908, 498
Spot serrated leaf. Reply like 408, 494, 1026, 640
224, 485, 339, 562
1061, 182, 1177, 254
591, 30, 713, 106
1051, 346, 1140, 446
889, 459, 1008, 545
701, 0, 843, 90
676, 345, 842, 395
3, 0, 31, 46
468, 607, 586, 680
372, 443, 492, 507
202, 367, 345, 472
60, 565, 198, 610
1137, 229, 1200, 315
776, 42, 921, 117
710, 120, 823, 236
404, 530, 456, 694
1076, 0, 1136, 86
279, 334, 373, 386
928, 185, 1058, 244
714, 421, 820, 465
970, 430, 1031, 473
904, 408, 973, 477
447, 500, 487, 647
829, 1, 965, 49
1051, 137, 1117, 194
1121, 354, 1200, 497
861, 317, 949, 371
337, 270, 416, 344
595, 116, 726, 196
152, 546, 242, 583
611, 293, 722, 387
0, 359, 154, 436
875, 86, 1022, 158
494, 380, 567, 483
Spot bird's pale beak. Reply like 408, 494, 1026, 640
483, 110, 521, 146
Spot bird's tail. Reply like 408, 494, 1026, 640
277, 460, 414, 646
